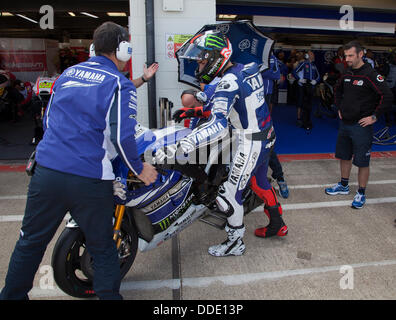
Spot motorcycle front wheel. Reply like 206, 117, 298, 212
51, 221, 138, 299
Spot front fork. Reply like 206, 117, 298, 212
66, 204, 127, 249
113, 204, 126, 249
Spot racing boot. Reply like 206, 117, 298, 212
208, 223, 246, 257
255, 204, 288, 238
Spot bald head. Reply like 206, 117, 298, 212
181, 93, 202, 108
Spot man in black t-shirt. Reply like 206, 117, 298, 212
325, 41, 393, 209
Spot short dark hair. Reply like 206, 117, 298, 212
181, 89, 198, 98
93, 21, 129, 56
344, 41, 363, 54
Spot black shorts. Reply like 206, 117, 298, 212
335, 121, 373, 167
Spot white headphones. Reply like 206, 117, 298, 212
89, 40, 131, 61
116, 40, 132, 62
89, 26, 132, 62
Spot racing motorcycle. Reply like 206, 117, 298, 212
31, 74, 58, 145
51, 124, 263, 298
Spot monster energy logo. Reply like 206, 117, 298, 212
158, 217, 171, 231
156, 194, 194, 231
205, 35, 226, 49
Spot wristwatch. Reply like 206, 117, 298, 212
371, 115, 377, 121
141, 75, 147, 83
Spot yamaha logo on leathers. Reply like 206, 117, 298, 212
246, 74, 263, 91
229, 152, 246, 185
238, 152, 258, 191
193, 122, 225, 144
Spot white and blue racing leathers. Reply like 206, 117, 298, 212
179, 62, 275, 227
36, 55, 143, 180
188, 78, 219, 129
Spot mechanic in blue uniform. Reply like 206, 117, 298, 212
261, 54, 289, 198
0, 22, 158, 300
292, 51, 320, 130
157, 31, 288, 257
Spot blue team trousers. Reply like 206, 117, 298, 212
0, 165, 122, 300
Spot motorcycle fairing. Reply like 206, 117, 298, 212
149, 126, 192, 155
133, 124, 192, 158
145, 177, 193, 231
111, 124, 210, 251
137, 202, 208, 251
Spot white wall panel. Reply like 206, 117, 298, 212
129, 0, 216, 127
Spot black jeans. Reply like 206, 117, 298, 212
0, 165, 122, 300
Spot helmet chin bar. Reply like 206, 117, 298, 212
195, 51, 225, 84
184, 31, 233, 84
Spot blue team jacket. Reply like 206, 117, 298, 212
292, 60, 320, 86
36, 55, 143, 180
261, 54, 280, 95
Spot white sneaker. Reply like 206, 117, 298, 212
208, 224, 246, 257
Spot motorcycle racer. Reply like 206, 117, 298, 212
156, 31, 288, 257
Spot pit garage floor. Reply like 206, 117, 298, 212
0, 155, 395, 303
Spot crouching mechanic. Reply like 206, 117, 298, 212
173, 75, 219, 128
173, 88, 212, 128
156, 31, 288, 257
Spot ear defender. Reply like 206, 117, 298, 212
116, 40, 132, 62
89, 43, 96, 57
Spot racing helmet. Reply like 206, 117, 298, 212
179, 31, 232, 84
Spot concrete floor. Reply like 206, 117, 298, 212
0, 156, 395, 301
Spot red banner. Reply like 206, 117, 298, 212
0, 51, 47, 72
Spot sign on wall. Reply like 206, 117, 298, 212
0, 52, 47, 72
165, 34, 193, 59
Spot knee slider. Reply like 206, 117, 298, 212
216, 184, 242, 218
216, 193, 234, 217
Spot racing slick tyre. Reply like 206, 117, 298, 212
51, 220, 138, 299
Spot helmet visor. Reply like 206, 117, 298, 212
178, 43, 209, 61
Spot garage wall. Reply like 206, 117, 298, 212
0, 38, 59, 83
129, 0, 216, 128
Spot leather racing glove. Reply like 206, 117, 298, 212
172, 106, 211, 123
